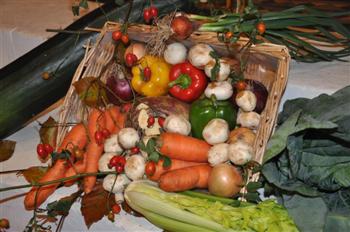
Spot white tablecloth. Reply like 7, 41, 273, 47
1, 1, 350, 231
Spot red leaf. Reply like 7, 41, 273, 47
0, 140, 16, 162
80, 181, 116, 228
39, 117, 58, 149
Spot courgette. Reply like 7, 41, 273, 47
0, 0, 185, 139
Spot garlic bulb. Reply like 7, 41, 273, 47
202, 119, 230, 145
237, 110, 261, 130
235, 90, 257, 112
188, 43, 214, 69
228, 141, 253, 165
204, 81, 233, 100
204, 58, 231, 81
164, 42, 187, 65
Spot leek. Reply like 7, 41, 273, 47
124, 180, 299, 232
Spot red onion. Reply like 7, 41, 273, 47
106, 76, 133, 104
171, 16, 193, 40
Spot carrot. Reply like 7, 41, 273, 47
24, 160, 66, 210
24, 122, 89, 210
83, 108, 105, 194
64, 153, 87, 187
158, 133, 211, 162
104, 109, 116, 133
148, 159, 207, 181
57, 123, 88, 153
159, 164, 212, 192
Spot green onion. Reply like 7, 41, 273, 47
189, 4, 350, 62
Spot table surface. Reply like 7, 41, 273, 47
1, 1, 350, 231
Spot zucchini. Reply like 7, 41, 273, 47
0, 0, 185, 139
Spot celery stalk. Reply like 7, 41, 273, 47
124, 180, 298, 232
125, 188, 233, 232
142, 210, 215, 232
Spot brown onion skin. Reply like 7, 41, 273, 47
208, 163, 243, 197
171, 16, 193, 40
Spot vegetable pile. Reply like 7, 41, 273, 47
0, 9, 296, 231
262, 85, 350, 232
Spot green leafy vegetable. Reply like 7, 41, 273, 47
262, 85, 350, 231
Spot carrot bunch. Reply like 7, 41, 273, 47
146, 132, 212, 192
24, 105, 127, 210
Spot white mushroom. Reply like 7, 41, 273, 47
204, 58, 231, 81
98, 153, 116, 172
163, 115, 191, 135
124, 155, 145, 180
104, 134, 123, 154
188, 43, 214, 69
114, 192, 124, 203
118, 128, 140, 149
202, 119, 230, 145
228, 141, 253, 165
102, 174, 131, 193
204, 81, 233, 100
207, 143, 229, 166
235, 90, 257, 112
164, 42, 187, 65
236, 110, 261, 130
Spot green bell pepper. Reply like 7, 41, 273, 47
189, 97, 238, 139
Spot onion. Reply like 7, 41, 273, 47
164, 42, 187, 65
208, 163, 243, 197
171, 16, 193, 40
124, 43, 146, 60
188, 43, 214, 69
106, 76, 133, 103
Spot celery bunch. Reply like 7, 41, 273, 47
124, 180, 298, 232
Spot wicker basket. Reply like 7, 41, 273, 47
57, 21, 290, 194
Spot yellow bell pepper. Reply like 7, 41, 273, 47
131, 55, 171, 97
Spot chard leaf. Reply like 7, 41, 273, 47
264, 110, 337, 163
281, 194, 328, 232
324, 212, 350, 232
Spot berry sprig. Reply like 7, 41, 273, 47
143, 6, 158, 24
108, 155, 126, 173
36, 143, 54, 160
94, 128, 111, 145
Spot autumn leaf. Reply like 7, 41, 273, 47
81, 181, 116, 228
0, 140, 16, 162
73, 76, 108, 107
47, 190, 82, 217
17, 166, 48, 183
39, 117, 58, 149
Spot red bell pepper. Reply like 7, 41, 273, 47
168, 62, 207, 103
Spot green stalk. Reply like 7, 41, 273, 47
180, 190, 252, 207
0, 171, 118, 192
